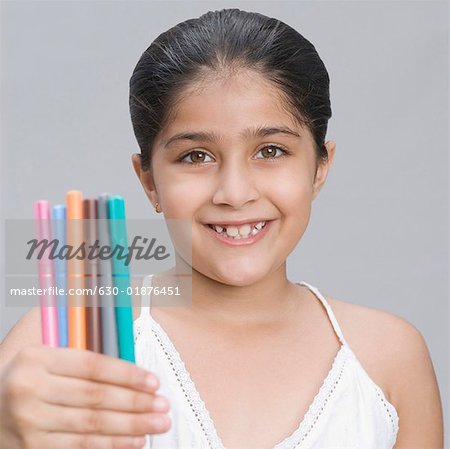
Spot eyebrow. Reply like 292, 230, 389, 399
162, 125, 302, 148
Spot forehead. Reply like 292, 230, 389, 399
157, 69, 305, 143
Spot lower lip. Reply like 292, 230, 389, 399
203, 221, 273, 246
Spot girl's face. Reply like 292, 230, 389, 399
132, 70, 335, 286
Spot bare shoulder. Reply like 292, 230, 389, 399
325, 295, 418, 362
326, 295, 444, 448
325, 294, 434, 387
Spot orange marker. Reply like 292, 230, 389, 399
66, 190, 86, 349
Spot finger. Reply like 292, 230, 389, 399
38, 431, 147, 449
37, 402, 171, 436
43, 347, 159, 392
40, 374, 170, 413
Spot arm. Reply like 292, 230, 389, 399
390, 320, 444, 448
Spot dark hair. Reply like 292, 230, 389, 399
129, 8, 332, 174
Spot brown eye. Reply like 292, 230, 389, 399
178, 150, 213, 164
190, 151, 206, 163
256, 145, 287, 159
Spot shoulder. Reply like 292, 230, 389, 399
326, 295, 444, 448
325, 294, 432, 385
326, 294, 419, 354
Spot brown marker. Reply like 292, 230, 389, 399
83, 199, 102, 353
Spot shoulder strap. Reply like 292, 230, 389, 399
139, 274, 154, 318
297, 281, 349, 347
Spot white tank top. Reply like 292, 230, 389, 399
134, 275, 399, 449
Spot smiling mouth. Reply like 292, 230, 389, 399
207, 221, 267, 240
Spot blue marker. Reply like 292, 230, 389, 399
52, 204, 68, 347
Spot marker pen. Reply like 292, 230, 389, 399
108, 196, 135, 362
34, 200, 59, 347
83, 199, 102, 353
66, 190, 86, 349
97, 193, 119, 357
52, 204, 68, 347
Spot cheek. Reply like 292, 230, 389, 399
265, 167, 313, 244
266, 165, 313, 210
155, 167, 207, 218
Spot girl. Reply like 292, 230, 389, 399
0, 8, 443, 449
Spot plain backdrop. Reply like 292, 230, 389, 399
1, 0, 448, 444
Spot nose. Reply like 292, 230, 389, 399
211, 158, 260, 209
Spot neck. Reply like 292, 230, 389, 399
155, 257, 302, 327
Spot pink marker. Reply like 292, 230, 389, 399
34, 200, 59, 347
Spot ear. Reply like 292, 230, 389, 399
312, 140, 335, 201
131, 153, 159, 207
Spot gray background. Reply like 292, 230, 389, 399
1, 0, 448, 444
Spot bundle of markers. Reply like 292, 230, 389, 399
34, 191, 135, 363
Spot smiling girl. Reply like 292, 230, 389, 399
0, 8, 443, 449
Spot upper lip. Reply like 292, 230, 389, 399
205, 219, 271, 227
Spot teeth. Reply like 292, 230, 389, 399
237, 224, 251, 237
226, 226, 239, 237
209, 221, 267, 239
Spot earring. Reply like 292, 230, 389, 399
154, 202, 162, 213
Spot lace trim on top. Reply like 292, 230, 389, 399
273, 345, 350, 449
360, 365, 400, 443
134, 276, 399, 448
298, 281, 399, 443
148, 317, 226, 449
145, 313, 352, 449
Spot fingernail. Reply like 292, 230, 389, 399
150, 414, 168, 430
145, 374, 158, 389
153, 396, 168, 411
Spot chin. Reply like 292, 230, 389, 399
201, 263, 270, 287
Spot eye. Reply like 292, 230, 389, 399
254, 144, 289, 160
177, 150, 214, 164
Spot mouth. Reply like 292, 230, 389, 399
203, 220, 272, 245
207, 220, 267, 238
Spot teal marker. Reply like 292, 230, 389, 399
107, 196, 135, 363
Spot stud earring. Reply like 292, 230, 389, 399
154, 202, 162, 213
